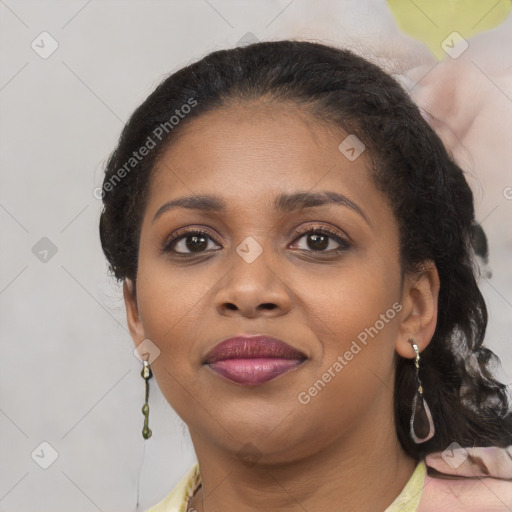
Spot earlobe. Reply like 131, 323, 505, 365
123, 278, 146, 345
395, 260, 440, 359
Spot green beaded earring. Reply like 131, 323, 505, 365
141, 359, 153, 439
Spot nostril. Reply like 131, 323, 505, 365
221, 302, 279, 313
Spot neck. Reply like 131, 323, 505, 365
187, 410, 418, 512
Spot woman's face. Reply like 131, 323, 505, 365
124, 100, 430, 463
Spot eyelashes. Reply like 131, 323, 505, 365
161, 224, 351, 258
162, 228, 220, 256
293, 226, 350, 253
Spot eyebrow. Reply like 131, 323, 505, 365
152, 191, 371, 226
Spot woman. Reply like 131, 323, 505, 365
99, 40, 512, 511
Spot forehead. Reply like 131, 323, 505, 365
147, 101, 379, 210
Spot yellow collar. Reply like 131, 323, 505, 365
146, 459, 426, 512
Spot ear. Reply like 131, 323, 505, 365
395, 260, 440, 359
123, 278, 146, 347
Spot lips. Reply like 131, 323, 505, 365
203, 335, 307, 385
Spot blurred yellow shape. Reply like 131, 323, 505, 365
387, 0, 511, 59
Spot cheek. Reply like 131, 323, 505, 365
300, 253, 400, 337
136, 250, 220, 340
295, 275, 400, 432
296, 255, 401, 387
134, 261, 212, 418
133, 257, 213, 397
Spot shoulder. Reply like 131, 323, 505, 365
145, 463, 200, 512
418, 473, 512, 511
417, 446, 512, 511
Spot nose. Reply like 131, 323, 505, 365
214, 245, 292, 319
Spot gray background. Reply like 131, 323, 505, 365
1, 1, 511, 511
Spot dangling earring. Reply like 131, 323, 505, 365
409, 338, 435, 443
141, 359, 153, 439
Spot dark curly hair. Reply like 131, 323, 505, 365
99, 40, 512, 461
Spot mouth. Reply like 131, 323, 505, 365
203, 335, 307, 386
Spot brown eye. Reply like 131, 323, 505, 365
291, 227, 350, 253
163, 229, 221, 255
180, 233, 209, 253
304, 232, 329, 251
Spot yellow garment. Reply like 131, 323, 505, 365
387, 0, 511, 59
145, 459, 426, 512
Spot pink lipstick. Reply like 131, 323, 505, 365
203, 335, 306, 385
